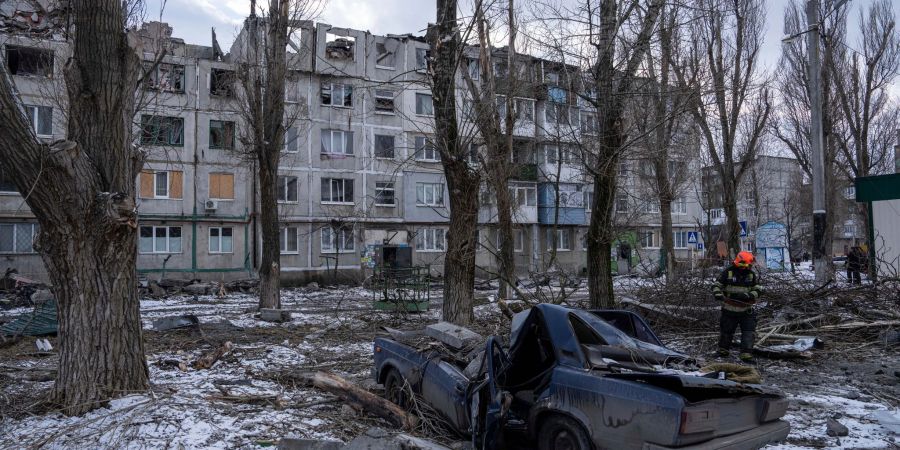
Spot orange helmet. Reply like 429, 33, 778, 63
734, 251, 755, 267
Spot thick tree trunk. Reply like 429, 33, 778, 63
492, 177, 515, 299
0, 0, 150, 414
659, 197, 676, 281
587, 162, 617, 309
431, 0, 478, 325
258, 156, 281, 309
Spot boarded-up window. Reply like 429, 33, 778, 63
139, 170, 182, 199
209, 173, 234, 200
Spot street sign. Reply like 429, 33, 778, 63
739, 221, 748, 237
697, 242, 705, 250
687, 231, 699, 244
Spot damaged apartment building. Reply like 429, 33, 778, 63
0, 4, 707, 283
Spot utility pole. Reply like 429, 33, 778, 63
806, 0, 828, 283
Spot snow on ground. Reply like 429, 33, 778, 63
1, 284, 898, 449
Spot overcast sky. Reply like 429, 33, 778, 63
144, 0, 900, 76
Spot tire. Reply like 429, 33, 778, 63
383, 368, 409, 408
537, 415, 593, 450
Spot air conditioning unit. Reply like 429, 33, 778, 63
204, 200, 218, 211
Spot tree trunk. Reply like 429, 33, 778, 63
0, 0, 150, 415
659, 196, 676, 281
722, 179, 742, 257
493, 178, 515, 299
587, 161, 617, 308
431, 0, 479, 325
258, 155, 281, 309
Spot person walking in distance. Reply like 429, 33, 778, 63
846, 246, 863, 285
712, 251, 761, 362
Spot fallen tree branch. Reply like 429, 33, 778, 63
193, 341, 233, 369
311, 371, 418, 430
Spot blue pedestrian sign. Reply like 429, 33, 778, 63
739, 221, 748, 237
697, 242, 705, 250
687, 231, 699, 244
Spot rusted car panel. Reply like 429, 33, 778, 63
373, 304, 790, 449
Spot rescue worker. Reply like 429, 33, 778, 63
712, 251, 761, 362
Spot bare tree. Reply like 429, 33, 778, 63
674, 0, 770, 258
237, 0, 321, 309
583, 0, 664, 308
828, 0, 900, 280
0, 0, 149, 414
428, 0, 480, 325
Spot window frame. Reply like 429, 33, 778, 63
321, 178, 354, 204
415, 93, 434, 116
514, 228, 525, 253
374, 181, 396, 206
321, 226, 355, 253
0, 223, 38, 254
140, 115, 185, 147
321, 82, 353, 107
415, 227, 446, 252
276, 175, 299, 203
208, 226, 234, 254
5, 45, 53, 78
374, 89, 395, 113
321, 129, 353, 156
374, 134, 395, 159
280, 226, 299, 254
414, 136, 440, 162
143, 61, 185, 93
508, 184, 537, 207
24, 105, 52, 137
416, 182, 445, 207
209, 68, 235, 97
209, 120, 235, 150
138, 225, 183, 254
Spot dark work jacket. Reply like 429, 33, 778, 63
712, 265, 761, 312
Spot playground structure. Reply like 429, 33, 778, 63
364, 245, 430, 312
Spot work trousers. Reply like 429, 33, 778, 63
718, 308, 756, 353
847, 268, 862, 284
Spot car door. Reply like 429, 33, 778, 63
469, 336, 512, 450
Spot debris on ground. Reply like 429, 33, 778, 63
151, 314, 199, 331
0, 296, 57, 337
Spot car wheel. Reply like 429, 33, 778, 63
383, 368, 409, 407
538, 415, 592, 450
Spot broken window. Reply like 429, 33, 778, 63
23, 105, 52, 136
139, 170, 183, 199
321, 178, 354, 203
208, 173, 235, 200
321, 82, 352, 107
0, 166, 17, 193
414, 136, 439, 161
374, 89, 395, 113
5, 46, 53, 78
285, 71, 301, 102
415, 93, 433, 116
287, 29, 305, 53
209, 227, 233, 253
321, 226, 354, 253
143, 62, 185, 92
467, 58, 480, 80
284, 127, 300, 153
277, 175, 299, 202
415, 48, 430, 71
325, 32, 355, 60
374, 134, 395, 158
141, 115, 184, 146
0, 223, 38, 254
210, 68, 235, 97
616, 193, 628, 213
375, 181, 395, 206
280, 226, 299, 253
139, 226, 182, 254
209, 120, 235, 149
321, 130, 353, 155
376, 39, 398, 68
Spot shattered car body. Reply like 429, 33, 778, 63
373, 304, 790, 449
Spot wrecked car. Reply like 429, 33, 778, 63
373, 304, 790, 449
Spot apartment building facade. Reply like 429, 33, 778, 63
0, 7, 707, 283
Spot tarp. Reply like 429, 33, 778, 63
0, 298, 57, 336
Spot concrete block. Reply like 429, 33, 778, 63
425, 322, 482, 350
261, 308, 292, 322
